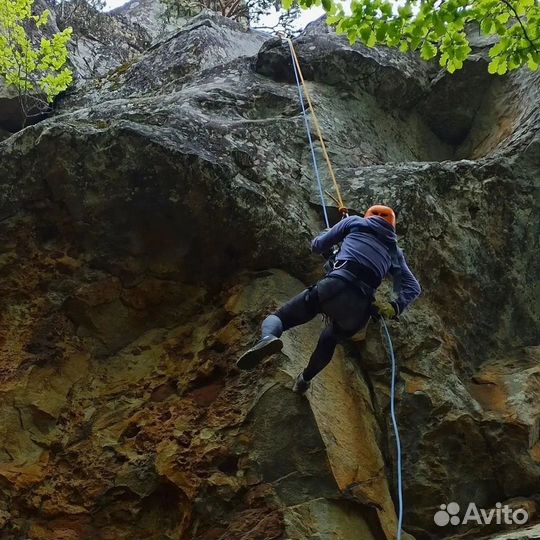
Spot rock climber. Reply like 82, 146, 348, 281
236, 205, 421, 394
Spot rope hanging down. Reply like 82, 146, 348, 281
288, 39, 330, 229
380, 318, 404, 540
285, 37, 348, 217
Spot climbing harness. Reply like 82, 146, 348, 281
380, 317, 404, 540
285, 37, 348, 221
286, 36, 404, 540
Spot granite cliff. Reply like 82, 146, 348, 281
0, 2, 538, 539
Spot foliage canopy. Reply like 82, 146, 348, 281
283, 0, 540, 73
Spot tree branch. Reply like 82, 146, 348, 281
500, 0, 539, 53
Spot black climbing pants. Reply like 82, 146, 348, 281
264, 276, 373, 381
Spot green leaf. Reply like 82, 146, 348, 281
375, 22, 388, 41
455, 44, 471, 61
439, 51, 450, 67
420, 41, 437, 60
494, 20, 507, 35
380, 1, 393, 16
410, 22, 425, 37
527, 55, 539, 71
433, 13, 446, 36
386, 22, 400, 42
488, 59, 499, 73
398, 3, 412, 18
322, 0, 332, 12
488, 41, 504, 58
516, 0, 527, 16
327, 13, 341, 24
409, 35, 421, 49
480, 18, 493, 34
367, 30, 377, 47
358, 23, 371, 42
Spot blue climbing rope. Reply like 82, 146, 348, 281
380, 318, 403, 540
288, 40, 330, 229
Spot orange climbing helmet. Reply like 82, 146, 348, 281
364, 205, 396, 229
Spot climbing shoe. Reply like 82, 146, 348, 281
293, 372, 311, 395
236, 335, 283, 370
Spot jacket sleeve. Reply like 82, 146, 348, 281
390, 250, 421, 314
311, 216, 359, 254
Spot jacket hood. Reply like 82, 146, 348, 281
365, 216, 397, 243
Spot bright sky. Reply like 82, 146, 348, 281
104, 0, 326, 31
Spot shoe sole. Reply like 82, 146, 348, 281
236, 338, 283, 370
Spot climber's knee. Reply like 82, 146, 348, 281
261, 314, 283, 338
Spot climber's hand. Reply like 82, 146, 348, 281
372, 299, 399, 320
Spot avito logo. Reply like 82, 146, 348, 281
434, 502, 529, 526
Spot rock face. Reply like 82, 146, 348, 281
109, 0, 185, 43
0, 5, 538, 540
